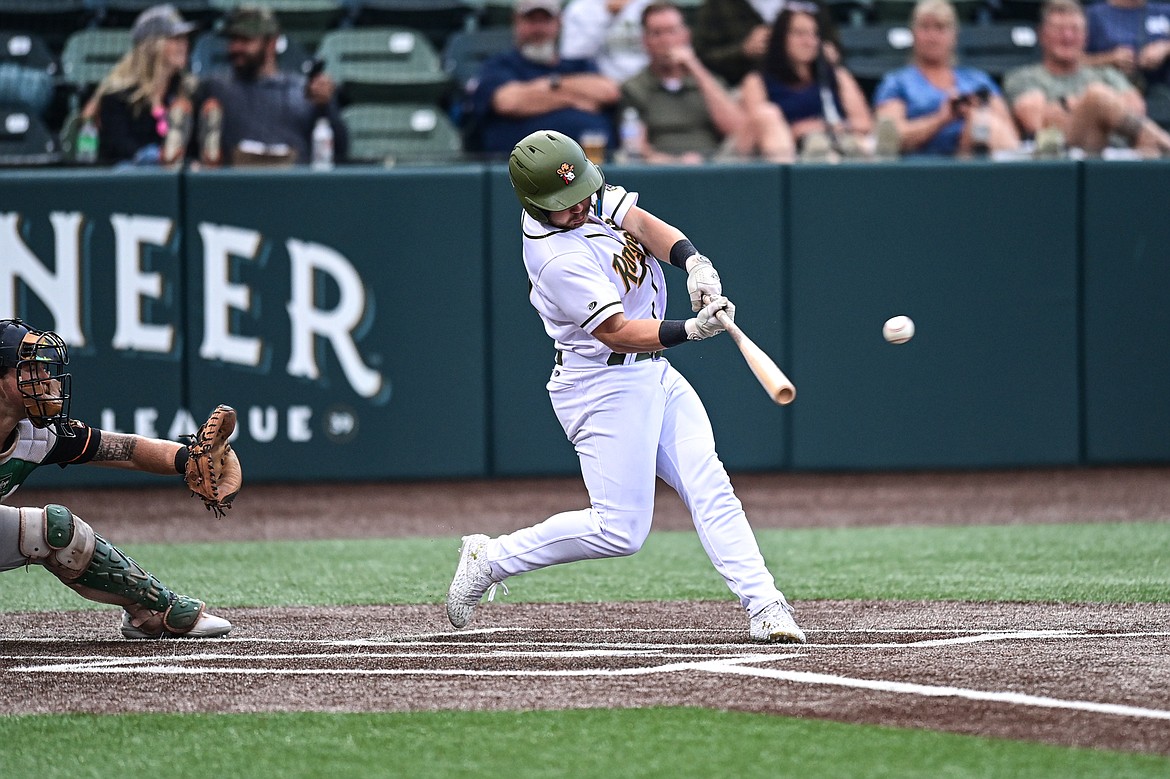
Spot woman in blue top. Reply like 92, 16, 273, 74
739, 1, 872, 161
873, 0, 1019, 156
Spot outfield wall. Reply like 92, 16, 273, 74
1, 160, 1166, 487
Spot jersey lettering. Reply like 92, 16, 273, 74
611, 231, 648, 293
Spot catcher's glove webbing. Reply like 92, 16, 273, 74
183, 405, 242, 518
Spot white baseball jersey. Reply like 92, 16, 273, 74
481, 181, 791, 620
522, 184, 666, 361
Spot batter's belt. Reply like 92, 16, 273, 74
556, 350, 663, 367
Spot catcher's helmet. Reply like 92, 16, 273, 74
508, 130, 605, 224
0, 318, 74, 436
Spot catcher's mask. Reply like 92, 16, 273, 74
0, 318, 74, 437
508, 130, 605, 224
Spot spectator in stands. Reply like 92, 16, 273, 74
621, 2, 746, 163
692, 0, 785, 87
873, 0, 1019, 156
560, 0, 652, 82
469, 0, 620, 156
1083, 0, 1170, 123
192, 5, 347, 166
739, 1, 873, 161
1004, 0, 1170, 156
88, 4, 198, 166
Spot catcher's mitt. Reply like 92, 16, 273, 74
184, 404, 242, 518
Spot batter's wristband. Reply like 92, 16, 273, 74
669, 239, 698, 270
173, 446, 189, 475
659, 319, 689, 348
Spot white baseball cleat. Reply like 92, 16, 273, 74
749, 598, 807, 644
446, 533, 505, 629
120, 610, 232, 639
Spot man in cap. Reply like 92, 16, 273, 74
192, 4, 347, 166
465, 0, 621, 155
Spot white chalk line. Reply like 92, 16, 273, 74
708, 661, 1170, 722
5, 627, 1170, 721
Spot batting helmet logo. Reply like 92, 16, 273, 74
557, 163, 575, 184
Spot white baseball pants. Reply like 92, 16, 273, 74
486, 356, 786, 616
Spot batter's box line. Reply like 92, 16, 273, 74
708, 658, 1170, 722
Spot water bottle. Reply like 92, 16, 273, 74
311, 117, 334, 170
618, 106, 644, 164
76, 118, 98, 164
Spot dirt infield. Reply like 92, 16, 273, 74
5, 466, 1170, 754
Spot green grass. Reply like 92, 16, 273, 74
1, 522, 1167, 611
2, 708, 1168, 779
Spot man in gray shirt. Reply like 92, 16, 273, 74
194, 5, 348, 165
1004, 0, 1170, 156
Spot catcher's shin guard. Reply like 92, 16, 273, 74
17, 504, 207, 635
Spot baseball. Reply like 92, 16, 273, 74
883, 315, 915, 344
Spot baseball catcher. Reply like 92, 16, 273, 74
0, 318, 240, 639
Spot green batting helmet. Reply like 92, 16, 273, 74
508, 130, 605, 224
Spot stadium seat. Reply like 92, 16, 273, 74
0, 33, 58, 117
318, 27, 451, 104
992, 0, 1044, 24
60, 28, 132, 92
344, 0, 478, 51
341, 102, 462, 163
838, 23, 914, 99
92, 1, 220, 29
190, 30, 313, 77
472, 0, 518, 29
209, 0, 347, 50
0, 109, 60, 166
0, 1, 93, 55
441, 27, 511, 91
824, 0, 873, 28
871, 0, 985, 24
958, 22, 1039, 84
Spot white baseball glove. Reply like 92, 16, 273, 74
686, 296, 735, 340
685, 254, 722, 312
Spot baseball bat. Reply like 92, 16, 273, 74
713, 308, 796, 406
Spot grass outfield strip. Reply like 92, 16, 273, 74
1, 522, 1168, 611
2, 708, 1167, 779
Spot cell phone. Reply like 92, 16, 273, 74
303, 57, 325, 80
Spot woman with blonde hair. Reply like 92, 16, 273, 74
872, 0, 1019, 156
89, 4, 197, 165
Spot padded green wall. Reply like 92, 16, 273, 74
1082, 160, 1170, 463
787, 162, 1081, 469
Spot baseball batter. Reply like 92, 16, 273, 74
0, 318, 235, 639
446, 130, 805, 643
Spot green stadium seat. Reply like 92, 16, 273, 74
60, 28, 132, 92
344, 1, 478, 51
0, 109, 60, 166
341, 102, 463, 164
958, 22, 1039, 85
0, 33, 58, 116
838, 23, 914, 99
0, 1, 93, 55
441, 27, 511, 90
318, 27, 451, 104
